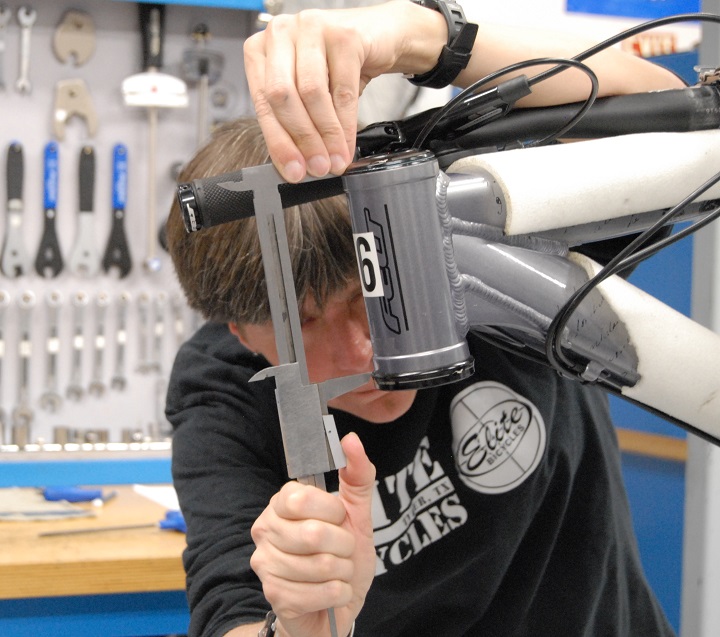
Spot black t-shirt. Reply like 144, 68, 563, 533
167, 321, 674, 637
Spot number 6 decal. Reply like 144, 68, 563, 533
353, 232, 384, 297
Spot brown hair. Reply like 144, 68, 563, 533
166, 118, 357, 324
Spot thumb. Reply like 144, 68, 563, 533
338, 432, 376, 512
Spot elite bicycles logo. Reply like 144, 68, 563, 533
450, 381, 547, 494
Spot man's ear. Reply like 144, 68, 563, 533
228, 322, 251, 349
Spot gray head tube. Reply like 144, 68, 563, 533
342, 150, 474, 390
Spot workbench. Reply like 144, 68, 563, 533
0, 484, 189, 637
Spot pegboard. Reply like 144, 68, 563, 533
0, 0, 255, 450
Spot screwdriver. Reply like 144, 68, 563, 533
38, 509, 186, 537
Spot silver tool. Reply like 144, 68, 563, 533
38, 290, 63, 413
111, 291, 131, 390
0, 6, 11, 91
136, 292, 152, 373
151, 292, 167, 373
88, 291, 110, 396
66, 291, 89, 401
171, 294, 186, 348
15, 6, 36, 95
11, 290, 36, 445
0, 290, 10, 443
52, 9, 95, 66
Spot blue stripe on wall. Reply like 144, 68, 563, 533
567, 0, 700, 19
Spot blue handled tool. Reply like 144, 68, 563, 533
101, 143, 132, 277
42, 486, 116, 503
35, 141, 64, 277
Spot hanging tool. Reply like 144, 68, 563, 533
0, 290, 9, 444
111, 291, 131, 390
53, 78, 98, 141
102, 144, 132, 277
0, 6, 11, 91
38, 291, 63, 413
1, 142, 32, 277
66, 291, 88, 401
88, 291, 110, 397
52, 9, 95, 66
38, 509, 186, 537
181, 23, 225, 148
35, 142, 64, 278
11, 290, 35, 447
136, 292, 152, 373
68, 146, 99, 277
15, 5, 35, 94
122, 3, 188, 274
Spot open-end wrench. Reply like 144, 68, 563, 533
136, 292, 152, 373
15, 6, 36, 95
150, 292, 167, 373
0, 6, 11, 91
1, 142, 32, 277
171, 293, 186, 348
52, 9, 95, 66
0, 290, 10, 444
35, 142, 64, 278
12, 290, 35, 445
38, 290, 63, 413
88, 291, 110, 397
102, 144, 132, 278
68, 146, 99, 277
66, 291, 88, 401
111, 291, 131, 390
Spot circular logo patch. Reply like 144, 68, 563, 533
450, 381, 547, 494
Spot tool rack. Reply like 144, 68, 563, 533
0, 0, 262, 485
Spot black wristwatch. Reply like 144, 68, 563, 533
409, 0, 478, 89
258, 611, 277, 637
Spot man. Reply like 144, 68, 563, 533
166, 2, 684, 636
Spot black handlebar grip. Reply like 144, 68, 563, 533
177, 170, 345, 233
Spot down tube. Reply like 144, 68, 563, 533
570, 252, 720, 442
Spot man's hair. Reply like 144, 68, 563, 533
166, 118, 357, 325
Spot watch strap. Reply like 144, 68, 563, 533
258, 611, 277, 637
409, 0, 478, 89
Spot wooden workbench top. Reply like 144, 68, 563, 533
0, 485, 186, 599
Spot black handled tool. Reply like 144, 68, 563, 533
1, 142, 32, 277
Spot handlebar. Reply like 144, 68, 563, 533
177, 84, 720, 233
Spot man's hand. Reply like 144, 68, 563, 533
250, 433, 377, 637
243, 1, 445, 183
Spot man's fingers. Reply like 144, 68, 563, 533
244, 12, 363, 182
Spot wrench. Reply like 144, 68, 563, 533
136, 292, 152, 373
88, 291, 110, 396
12, 290, 35, 445
66, 291, 89, 401
0, 6, 11, 91
68, 146, 99, 277
151, 292, 167, 373
15, 6, 36, 95
38, 291, 63, 412
111, 291, 131, 390
2, 142, 32, 277
102, 144, 132, 277
0, 290, 10, 444
35, 142, 64, 278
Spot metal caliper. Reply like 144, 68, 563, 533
223, 163, 370, 637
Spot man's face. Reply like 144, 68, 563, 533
230, 282, 417, 423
